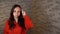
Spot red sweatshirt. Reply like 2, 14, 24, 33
4, 15, 33, 34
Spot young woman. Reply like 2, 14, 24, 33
4, 4, 33, 34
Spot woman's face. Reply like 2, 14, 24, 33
13, 7, 20, 18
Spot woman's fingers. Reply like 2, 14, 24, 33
22, 10, 26, 16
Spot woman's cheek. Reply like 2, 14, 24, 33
18, 13, 20, 16
13, 13, 16, 17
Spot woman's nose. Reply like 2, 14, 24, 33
15, 12, 18, 15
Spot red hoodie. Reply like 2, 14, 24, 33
4, 15, 33, 34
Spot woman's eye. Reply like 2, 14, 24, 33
18, 11, 20, 12
14, 11, 16, 12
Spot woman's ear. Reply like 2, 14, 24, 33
22, 10, 26, 16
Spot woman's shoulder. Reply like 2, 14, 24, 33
5, 19, 9, 24
5, 19, 9, 22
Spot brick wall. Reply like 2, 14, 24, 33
31, 0, 60, 34
0, 0, 60, 34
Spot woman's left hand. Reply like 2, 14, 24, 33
22, 10, 26, 16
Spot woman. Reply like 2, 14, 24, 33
4, 4, 33, 34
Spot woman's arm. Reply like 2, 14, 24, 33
24, 15, 34, 30
22, 10, 34, 30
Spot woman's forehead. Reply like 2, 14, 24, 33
14, 7, 21, 11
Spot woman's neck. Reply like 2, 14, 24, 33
14, 17, 18, 23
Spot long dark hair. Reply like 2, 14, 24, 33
8, 4, 26, 30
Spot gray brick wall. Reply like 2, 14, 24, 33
0, 0, 60, 34
31, 0, 60, 34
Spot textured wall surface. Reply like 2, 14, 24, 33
32, 0, 60, 34
0, 0, 60, 34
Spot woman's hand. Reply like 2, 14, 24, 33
22, 10, 26, 16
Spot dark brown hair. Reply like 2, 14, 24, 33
8, 4, 26, 30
